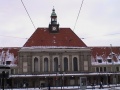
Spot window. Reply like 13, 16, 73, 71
44, 58, 48, 72
11, 69, 15, 74
64, 57, 68, 71
96, 67, 99, 72
52, 18, 55, 21
100, 67, 102, 72
116, 67, 119, 72
34, 57, 38, 72
54, 57, 58, 72
108, 59, 112, 63
98, 59, 102, 63
73, 57, 78, 71
6, 61, 11, 65
104, 67, 106, 72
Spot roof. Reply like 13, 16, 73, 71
0, 47, 20, 56
51, 8, 57, 17
23, 28, 87, 47
0, 47, 20, 65
90, 46, 120, 63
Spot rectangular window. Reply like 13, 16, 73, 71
100, 67, 102, 72
6, 61, 11, 65
11, 69, 15, 74
23, 62, 27, 72
104, 67, 106, 72
116, 67, 119, 72
98, 59, 102, 63
96, 67, 99, 72
108, 59, 112, 63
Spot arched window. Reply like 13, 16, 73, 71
73, 57, 78, 71
64, 57, 68, 71
34, 57, 38, 72
54, 57, 58, 72
44, 58, 48, 72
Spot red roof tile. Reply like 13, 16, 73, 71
23, 28, 87, 47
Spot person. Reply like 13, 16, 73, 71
99, 81, 103, 89
23, 83, 26, 88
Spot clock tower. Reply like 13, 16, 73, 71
49, 8, 59, 33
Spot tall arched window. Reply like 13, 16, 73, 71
54, 57, 58, 72
34, 57, 38, 72
44, 58, 48, 72
64, 57, 68, 71
73, 57, 78, 71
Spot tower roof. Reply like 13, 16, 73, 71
51, 8, 57, 17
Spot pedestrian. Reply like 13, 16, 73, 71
99, 81, 103, 89
23, 83, 26, 88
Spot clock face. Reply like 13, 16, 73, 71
52, 26, 57, 31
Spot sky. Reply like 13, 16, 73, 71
0, 0, 120, 47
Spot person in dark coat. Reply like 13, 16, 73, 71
99, 81, 103, 89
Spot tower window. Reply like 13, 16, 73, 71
52, 18, 54, 21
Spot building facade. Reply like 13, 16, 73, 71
0, 8, 120, 88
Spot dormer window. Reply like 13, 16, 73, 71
108, 59, 112, 63
98, 59, 102, 63
6, 61, 11, 65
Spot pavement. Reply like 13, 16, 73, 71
1, 85, 120, 90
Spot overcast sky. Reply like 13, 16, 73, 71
0, 0, 120, 47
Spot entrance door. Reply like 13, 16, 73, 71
80, 77, 87, 90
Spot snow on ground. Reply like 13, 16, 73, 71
1, 85, 120, 90
1, 86, 120, 90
